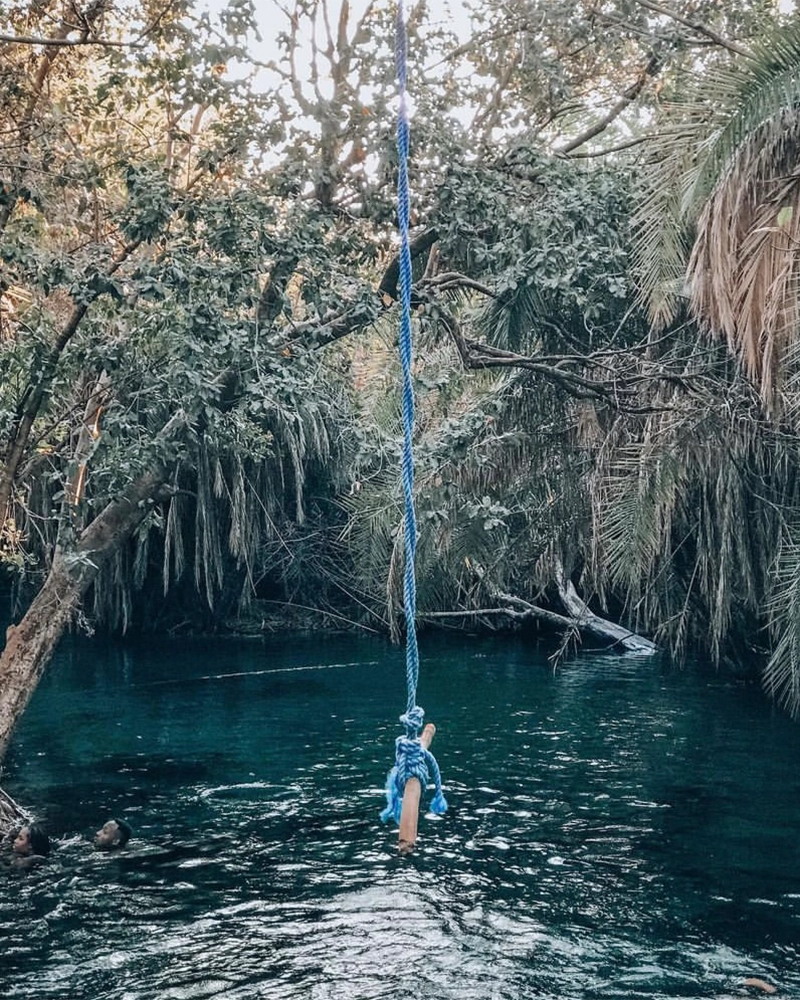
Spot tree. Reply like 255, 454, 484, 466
631, 11, 800, 713
0, 0, 395, 762
1, 0, 797, 780
634, 12, 800, 404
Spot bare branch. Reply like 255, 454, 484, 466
287, 7, 314, 114
420, 606, 575, 627
320, 0, 336, 58
0, 32, 140, 47
553, 561, 657, 653
336, 0, 350, 57
557, 53, 662, 155
378, 227, 439, 301
426, 19, 530, 69
457, 567, 657, 652
566, 134, 656, 158
276, 229, 443, 350
437, 305, 677, 413
421, 271, 497, 298
351, 0, 378, 47
632, 0, 754, 59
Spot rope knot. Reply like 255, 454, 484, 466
380, 732, 448, 825
399, 705, 424, 735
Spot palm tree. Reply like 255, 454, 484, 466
635, 19, 800, 407
633, 16, 800, 715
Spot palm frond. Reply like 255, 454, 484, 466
688, 112, 800, 403
688, 25, 800, 207
632, 124, 699, 328
764, 517, 800, 718
633, 20, 800, 404
593, 440, 684, 592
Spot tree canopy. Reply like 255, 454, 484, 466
2, 0, 800, 759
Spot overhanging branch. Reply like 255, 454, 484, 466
437, 305, 676, 413
632, 0, 753, 59
0, 33, 141, 47
378, 227, 439, 302
279, 227, 442, 350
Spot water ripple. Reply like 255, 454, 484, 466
2, 635, 799, 999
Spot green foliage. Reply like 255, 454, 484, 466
0, 0, 377, 628
436, 153, 643, 352
3, 0, 800, 726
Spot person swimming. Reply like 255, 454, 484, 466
93, 818, 132, 851
6, 823, 50, 871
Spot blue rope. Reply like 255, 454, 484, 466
381, 0, 447, 828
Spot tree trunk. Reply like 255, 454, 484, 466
0, 463, 174, 765
0, 237, 140, 533
0, 562, 83, 767
0, 786, 28, 836
553, 561, 657, 654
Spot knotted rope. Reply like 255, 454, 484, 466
381, 0, 447, 827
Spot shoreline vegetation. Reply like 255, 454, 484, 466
0, 0, 799, 779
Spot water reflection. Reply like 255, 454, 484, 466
2, 635, 798, 999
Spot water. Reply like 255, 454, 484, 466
2, 633, 799, 999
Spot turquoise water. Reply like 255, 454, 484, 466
2, 633, 799, 999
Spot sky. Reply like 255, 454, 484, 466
208, 0, 800, 87
204, 0, 474, 67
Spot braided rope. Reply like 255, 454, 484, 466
396, 0, 417, 726
381, 0, 447, 827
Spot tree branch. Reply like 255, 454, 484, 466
420, 271, 497, 298
462, 565, 658, 653
436, 305, 677, 413
0, 33, 140, 47
280, 228, 444, 350
377, 227, 439, 301
566, 134, 657, 158
553, 561, 657, 653
420, 605, 575, 628
631, 0, 754, 59
0, 239, 142, 529
558, 53, 662, 156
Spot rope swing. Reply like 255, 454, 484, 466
380, 0, 447, 852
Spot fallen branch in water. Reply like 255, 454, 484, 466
425, 562, 657, 656
420, 605, 575, 629
553, 562, 657, 654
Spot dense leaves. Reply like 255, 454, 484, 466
3, 0, 800, 723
